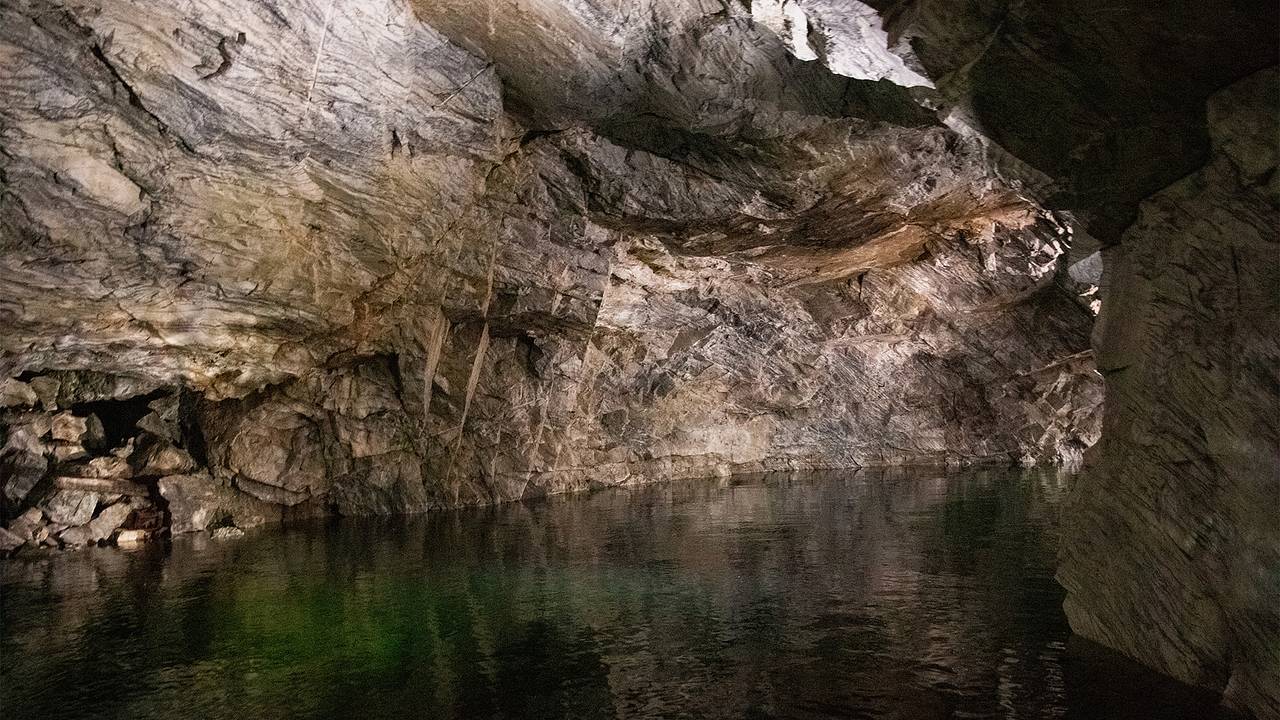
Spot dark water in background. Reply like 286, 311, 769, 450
1, 468, 1233, 720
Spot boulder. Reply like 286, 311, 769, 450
115, 529, 150, 545
136, 394, 183, 445
27, 377, 60, 410
1, 450, 47, 505
57, 525, 94, 547
0, 378, 38, 408
82, 455, 133, 479
50, 412, 104, 449
49, 443, 89, 462
7, 507, 45, 540
157, 473, 278, 534
2, 421, 49, 455
87, 501, 134, 542
130, 441, 197, 477
40, 489, 99, 526
0, 527, 25, 553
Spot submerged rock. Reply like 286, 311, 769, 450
210, 526, 245, 540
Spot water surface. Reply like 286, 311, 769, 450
1, 468, 1231, 719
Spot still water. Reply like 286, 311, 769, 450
1, 468, 1231, 719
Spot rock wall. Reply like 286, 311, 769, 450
1059, 69, 1280, 717
1, 0, 1101, 549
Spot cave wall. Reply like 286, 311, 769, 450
1, 0, 1099, 537
1058, 69, 1280, 717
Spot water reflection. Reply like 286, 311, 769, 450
1, 468, 1231, 719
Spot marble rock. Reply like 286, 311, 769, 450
40, 489, 99, 527
157, 473, 279, 534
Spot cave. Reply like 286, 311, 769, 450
0, 0, 1276, 718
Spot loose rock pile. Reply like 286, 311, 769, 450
0, 374, 214, 553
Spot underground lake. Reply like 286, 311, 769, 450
0, 467, 1237, 719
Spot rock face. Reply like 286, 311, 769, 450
1059, 69, 1280, 717
0, 0, 1274, 716
0, 0, 1102, 523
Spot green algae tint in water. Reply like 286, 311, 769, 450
0, 468, 1234, 720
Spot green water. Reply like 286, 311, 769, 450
0, 468, 1231, 719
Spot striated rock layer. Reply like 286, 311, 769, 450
0, 0, 1101, 535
